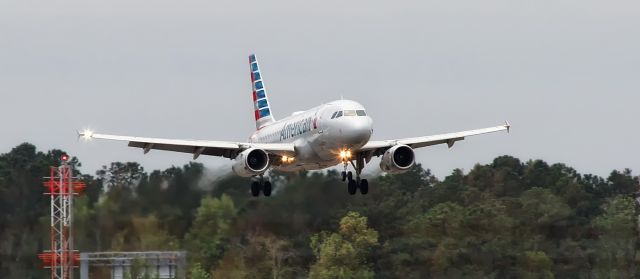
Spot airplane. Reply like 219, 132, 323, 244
79, 54, 510, 197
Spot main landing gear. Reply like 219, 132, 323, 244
341, 154, 368, 195
251, 175, 272, 197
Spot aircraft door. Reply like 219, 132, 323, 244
315, 106, 331, 134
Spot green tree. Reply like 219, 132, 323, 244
516, 251, 554, 279
607, 169, 639, 196
409, 202, 464, 241
518, 188, 571, 250
158, 163, 206, 238
111, 215, 177, 251
309, 211, 379, 279
0, 143, 62, 278
185, 194, 237, 272
3, 142, 640, 278
212, 248, 250, 279
189, 263, 212, 279
592, 196, 638, 278
251, 234, 297, 279
97, 162, 145, 189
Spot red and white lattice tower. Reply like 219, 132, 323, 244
38, 154, 85, 279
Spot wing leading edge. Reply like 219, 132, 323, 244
359, 122, 511, 157
79, 131, 295, 160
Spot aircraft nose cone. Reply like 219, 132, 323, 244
340, 117, 372, 146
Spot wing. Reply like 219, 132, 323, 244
79, 131, 295, 160
358, 122, 511, 157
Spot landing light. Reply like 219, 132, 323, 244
81, 129, 94, 140
339, 150, 352, 160
281, 156, 294, 163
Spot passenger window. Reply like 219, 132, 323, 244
356, 110, 366, 116
335, 111, 343, 118
344, 110, 356, 116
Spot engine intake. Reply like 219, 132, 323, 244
232, 148, 270, 177
380, 144, 415, 174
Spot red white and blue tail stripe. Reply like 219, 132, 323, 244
250, 54, 275, 129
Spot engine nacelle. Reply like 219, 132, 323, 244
379, 144, 415, 174
232, 148, 270, 177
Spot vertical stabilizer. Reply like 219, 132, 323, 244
249, 54, 275, 129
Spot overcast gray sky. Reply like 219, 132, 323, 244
1, 0, 638, 178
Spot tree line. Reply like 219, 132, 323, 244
0, 143, 638, 278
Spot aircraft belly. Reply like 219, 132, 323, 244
270, 134, 332, 172
273, 159, 338, 172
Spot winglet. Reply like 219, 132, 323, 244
504, 121, 511, 133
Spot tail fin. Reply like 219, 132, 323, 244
250, 54, 275, 130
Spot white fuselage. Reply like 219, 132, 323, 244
249, 100, 373, 171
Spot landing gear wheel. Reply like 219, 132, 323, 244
251, 181, 261, 197
359, 179, 369, 195
348, 179, 357, 195
347, 171, 353, 181
263, 181, 272, 197
341, 171, 347, 182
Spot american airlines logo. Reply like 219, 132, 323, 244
280, 117, 315, 140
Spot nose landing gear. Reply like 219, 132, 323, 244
342, 153, 369, 195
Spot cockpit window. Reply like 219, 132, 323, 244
333, 110, 366, 118
343, 110, 357, 116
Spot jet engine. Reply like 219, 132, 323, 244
379, 144, 415, 174
232, 148, 270, 177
